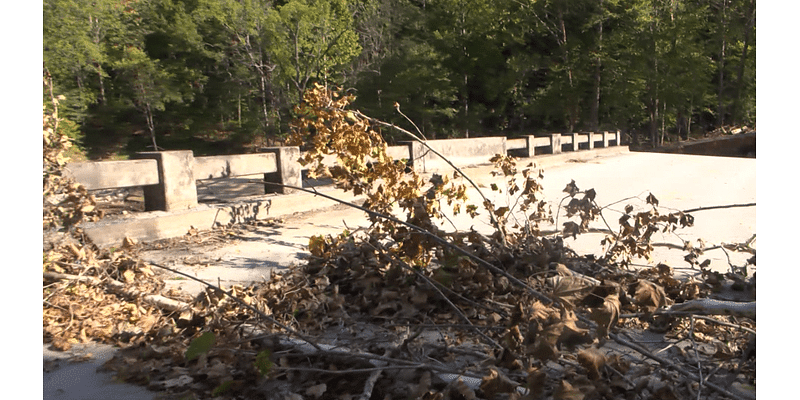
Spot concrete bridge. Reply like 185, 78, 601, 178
128, 146, 752, 297
60, 135, 754, 296
45, 133, 756, 400
66, 131, 623, 247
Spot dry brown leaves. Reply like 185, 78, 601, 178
43, 239, 180, 350
42, 82, 755, 399
43, 74, 103, 230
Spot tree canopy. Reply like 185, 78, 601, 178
43, 0, 756, 157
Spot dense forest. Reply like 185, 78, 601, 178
43, 0, 755, 158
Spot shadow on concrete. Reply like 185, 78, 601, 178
630, 131, 755, 159
211, 257, 293, 271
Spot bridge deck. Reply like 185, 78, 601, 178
133, 149, 755, 295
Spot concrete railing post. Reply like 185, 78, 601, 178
548, 133, 562, 154
601, 131, 610, 147
133, 151, 198, 212
521, 135, 537, 158
569, 133, 579, 152
587, 132, 595, 150
408, 141, 426, 172
261, 146, 302, 194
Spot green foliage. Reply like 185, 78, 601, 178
211, 380, 235, 396
266, 0, 362, 101
253, 349, 274, 376
43, 0, 756, 157
185, 331, 216, 361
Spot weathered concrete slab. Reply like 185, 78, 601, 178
410, 136, 507, 172
83, 207, 223, 248
193, 153, 277, 180
133, 151, 198, 212
65, 159, 159, 190
386, 144, 411, 161
640, 131, 756, 158
83, 186, 365, 248
260, 147, 302, 194
506, 137, 527, 150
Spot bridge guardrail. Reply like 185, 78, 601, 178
65, 131, 621, 212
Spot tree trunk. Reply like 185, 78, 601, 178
136, 80, 159, 151
259, 71, 270, 131
731, 0, 755, 124
145, 102, 158, 151
90, 15, 106, 105
590, 0, 604, 132
660, 101, 667, 144
463, 73, 469, 138
96, 65, 106, 105
716, 0, 728, 127
648, 96, 658, 147
648, 2, 659, 148
558, 8, 577, 132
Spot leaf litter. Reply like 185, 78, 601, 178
43, 83, 756, 399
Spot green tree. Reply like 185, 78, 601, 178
266, 0, 362, 103
708, 0, 755, 126
43, 0, 124, 123
108, 0, 202, 150
204, 0, 284, 135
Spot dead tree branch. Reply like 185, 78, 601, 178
43, 271, 188, 312
146, 261, 323, 352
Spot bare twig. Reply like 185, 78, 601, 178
609, 332, 750, 400
689, 316, 705, 400
275, 365, 410, 375
394, 103, 427, 141
387, 324, 507, 331
146, 261, 323, 351
350, 109, 508, 245
359, 370, 383, 400
693, 315, 756, 335
682, 203, 755, 213
281, 347, 486, 379
258, 180, 555, 305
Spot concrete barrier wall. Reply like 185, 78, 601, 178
67, 131, 621, 212
71, 131, 624, 246
410, 136, 507, 172
386, 144, 411, 161
507, 138, 527, 150
194, 153, 277, 180
65, 159, 160, 190
506, 131, 621, 158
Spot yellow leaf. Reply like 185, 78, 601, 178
123, 269, 136, 283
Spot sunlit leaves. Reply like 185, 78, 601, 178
632, 280, 668, 314
577, 347, 606, 381
43, 76, 103, 229
590, 294, 620, 340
